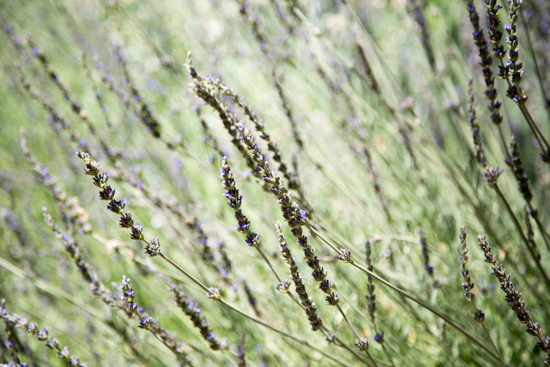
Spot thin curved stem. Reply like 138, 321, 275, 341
348, 261, 499, 360
336, 304, 378, 367
496, 58, 549, 154
254, 247, 282, 283
467, 302, 506, 366
304, 224, 499, 361
157, 252, 356, 367
493, 185, 550, 290
527, 202, 550, 254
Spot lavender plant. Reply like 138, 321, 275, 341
1, 0, 550, 365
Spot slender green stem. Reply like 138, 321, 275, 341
527, 202, 550, 254
348, 261, 498, 360
254, 247, 282, 283
467, 302, 506, 366
480, 323, 505, 366
305, 225, 498, 360
152, 332, 193, 367
498, 125, 510, 158
331, 335, 373, 366
157, 252, 355, 367
159, 253, 210, 293
519, 7, 550, 117
336, 304, 378, 367
519, 104, 550, 152
217, 299, 353, 367
339, 289, 397, 367
493, 185, 550, 290
496, 58, 549, 154
380, 344, 396, 367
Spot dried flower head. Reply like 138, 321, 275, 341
481, 167, 504, 188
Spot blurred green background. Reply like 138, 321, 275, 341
1, 0, 549, 366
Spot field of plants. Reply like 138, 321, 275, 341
1, 0, 550, 366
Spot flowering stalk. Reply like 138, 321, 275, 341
73, 151, 202, 364
42, 208, 187, 364
237, 333, 247, 367
1, 300, 86, 367
418, 227, 440, 288
481, 167, 550, 290
356, 34, 380, 95
26, 36, 83, 116
185, 58, 265, 184
489, 0, 550, 161
220, 157, 288, 303
276, 221, 323, 331
81, 53, 112, 129
202, 107, 376, 358
16, 68, 90, 153
209, 76, 296, 180
120, 276, 193, 366
467, 79, 487, 167
113, 45, 161, 138
221, 158, 326, 326
308, 225, 501, 361
467, 1, 503, 126
234, 0, 306, 153
196, 106, 229, 163
75, 150, 357, 365
20, 132, 69, 231
170, 282, 226, 350
459, 227, 505, 366
465, 0, 512, 157
312, 56, 392, 207
505, 136, 550, 253
478, 234, 550, 364
269, 0, 297, 35
221, 159, 371, 363
407, 0, 435, 71
365, 241, 395, 367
